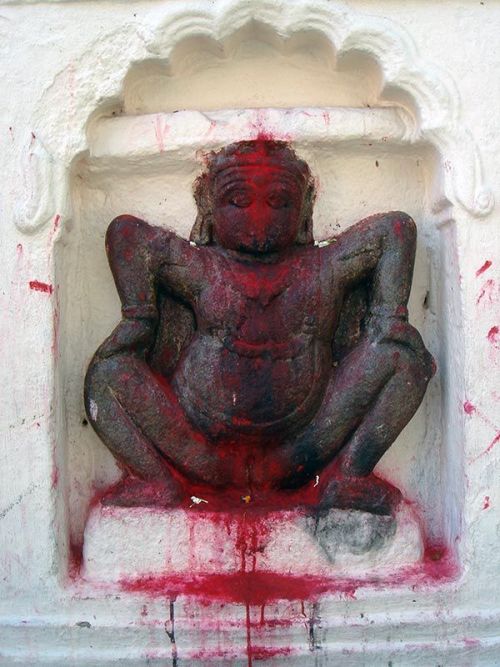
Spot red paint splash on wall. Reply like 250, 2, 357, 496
476, 260, 492, 277
51, 465, 59, 489
29, 280, 53, 294
476, 279, 495, 305
465, 400, 500, 460
482, 496, 490, 510
483, 432, 500, 456
463, 401, 476, 415
487, 325, 499, 348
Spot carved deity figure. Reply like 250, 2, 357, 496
85, 140, 434, 515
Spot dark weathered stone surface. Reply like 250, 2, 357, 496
85, 139, 434, 515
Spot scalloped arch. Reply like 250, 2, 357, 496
16, 0, 493, 234
145, 0, 492, 216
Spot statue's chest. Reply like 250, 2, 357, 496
198, 256, 322, 331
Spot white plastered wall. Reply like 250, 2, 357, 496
1, 1, 499, 664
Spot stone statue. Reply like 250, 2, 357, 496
84, 140, 434, 515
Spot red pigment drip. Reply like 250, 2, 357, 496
51, 465, 59, 489
482, 496, 490, 510
245, 600, 253, 667
29, 280, 53, 294
476, 279, 495, 305
119, 535, 457, 604
476, 260, 492, 277
483, 432, 500, 456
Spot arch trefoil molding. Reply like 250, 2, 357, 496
14, 0, 494, 235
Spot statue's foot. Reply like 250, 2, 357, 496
101, 476, 185, 508
319, 473, 402, 516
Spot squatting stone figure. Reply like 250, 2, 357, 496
85, 140, 434, 515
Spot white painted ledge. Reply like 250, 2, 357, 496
88, 106, 415, 160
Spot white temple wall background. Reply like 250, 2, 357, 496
1, 0, 499, 664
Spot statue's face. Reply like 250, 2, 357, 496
212, 165, 304, 254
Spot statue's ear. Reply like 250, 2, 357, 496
296, 181, 315, 245
190, 172, 213, 245
190, 212, 212, 245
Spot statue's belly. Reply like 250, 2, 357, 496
172, 334, 330, 437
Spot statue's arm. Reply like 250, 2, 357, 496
327, 211, 429, 355
95, 215, 174, 358
106, 215, 168, 320
329, 211, 416, 320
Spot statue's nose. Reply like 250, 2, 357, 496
248, 201, 272, 243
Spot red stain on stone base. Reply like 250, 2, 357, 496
482, 496, 490, 510
122, 569, 352, 604
119, 540, 456, 604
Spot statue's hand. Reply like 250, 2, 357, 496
96, 317, 156, 359
367, 315, 434, 371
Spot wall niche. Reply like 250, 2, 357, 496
55, 24, 454, 582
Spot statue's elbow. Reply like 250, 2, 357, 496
386, 211, 417, 245
107, 214, 143, 243
105, 215, 151, 259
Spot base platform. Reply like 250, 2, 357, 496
82, 501, 423, 584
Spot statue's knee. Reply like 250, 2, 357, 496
390, 343, 434, 390
84, 355, 128, 418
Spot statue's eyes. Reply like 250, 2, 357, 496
228, 192, 252, 208
267, 192, 290, 209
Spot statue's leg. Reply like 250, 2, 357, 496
84, 352, 223, 506
279, 337, 434, 514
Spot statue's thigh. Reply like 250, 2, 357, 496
86, 353, 199, 447
294, 339, 396, 450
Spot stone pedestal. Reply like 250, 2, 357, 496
83, 502, 423, 584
